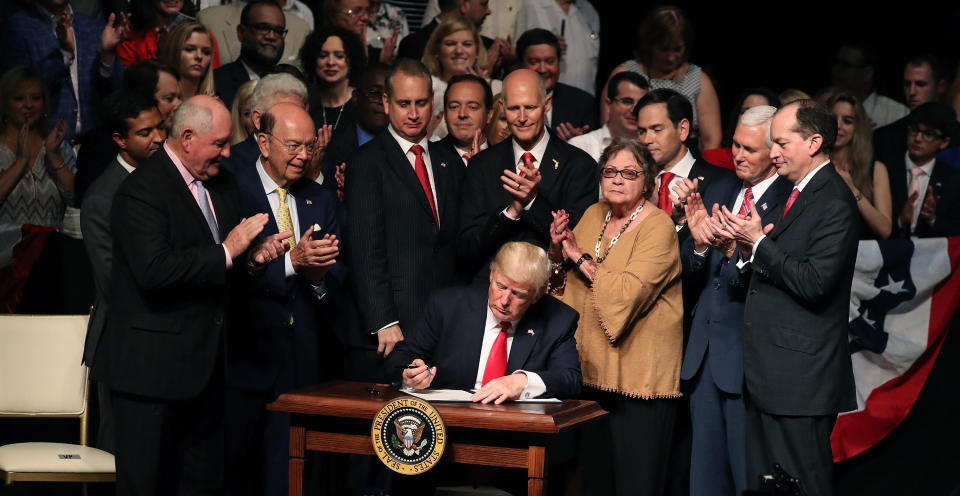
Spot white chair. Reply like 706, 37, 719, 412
0, 314, 116, 485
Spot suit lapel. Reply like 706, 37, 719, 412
462, 289, 489, 388
506, 304, 542, 372
382, 134, 437, 225
159, 150, 217, 242
770, 166, 832, 238
536, 135, 561, 198
756, 176, 792, 225
428, 143, 453, 226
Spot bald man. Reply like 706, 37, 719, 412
93, 95, 288, 496
459, 68, 597, 282
225, 103, 343, 496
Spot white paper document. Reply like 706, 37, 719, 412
403, 389, 562, 403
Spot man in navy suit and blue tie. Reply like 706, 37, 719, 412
679, 105, 793, 496
226, 102, 342, 496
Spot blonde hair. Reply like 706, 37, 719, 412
421, 16, 488, 80
827, 92, 875, 202
0, 66, 49, 133
485, 92, 508, 145
490, 242, 551, 298
231, 80, 258, 145
779, 88, 811, 106
158, 22, 215, 97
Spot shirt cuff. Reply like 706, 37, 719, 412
284, 252, 295, 278
60, 48, 74, 65
98, 60, 113, 78
373, 321, 400, 335
515, 370, 546, 399
223, 244, 233, 269
502, 206, 520, 221
524, 196, 536, 211
693, 246, 708, 257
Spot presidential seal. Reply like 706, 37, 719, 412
371, 397, 446, 474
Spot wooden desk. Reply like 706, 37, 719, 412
268, 381, 606, 496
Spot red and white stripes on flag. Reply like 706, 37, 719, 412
832, 237, 960, 462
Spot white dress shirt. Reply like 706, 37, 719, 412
502, 132, 550, 219
517, 0, 600, 96
863, 91, 909, 129
473, 306, 547, 399
568, 124, 611, 163
903, 152, 935, 231
256, 159, 300, 278
116, 154, 136, 174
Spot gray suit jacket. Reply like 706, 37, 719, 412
80, 159, 129, 366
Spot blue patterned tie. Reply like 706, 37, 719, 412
195, 180, 220, 243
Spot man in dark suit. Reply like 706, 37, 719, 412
397, 0, 494, 61
389, 241, 581, 401
515, 28, 597, 141
222, 73, 308, 175
679, 105, 792, 496
886, 102, 958, 238
345, 58, 464, 361
92, 96, 288, 496
226, 103, 342, 496
719, 100, 859, 496
458, 68, 597, 282
873, 54, 949, 165
435, 73, 493, 165
80, 90, 165, 454
214, 0, 287, 108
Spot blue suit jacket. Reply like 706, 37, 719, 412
228, 161, 345, 393
386, 285, 583, 399
679, 173, 793, 394
0, 6, 122, 140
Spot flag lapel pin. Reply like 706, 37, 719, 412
527, 329, 535, 336
552, 158, 559, 170
761, 203, 768, 211
306, 199, 313, 205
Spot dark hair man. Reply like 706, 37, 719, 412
569, 71, 649, 163
214, 0, 288, 108
437, 73, 493, 164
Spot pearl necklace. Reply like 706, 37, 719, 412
594, 203, 644, 263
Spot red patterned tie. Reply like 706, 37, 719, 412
481, 321, 510, 386
738, 187, 754, 217
519, 152, 534, 177
410, 144, 439, 225
658, 171, 676, 215
782, 188, 800, 219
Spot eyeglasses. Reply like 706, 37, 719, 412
265, 133, 316, 155
907, 124, 945, 142
243, 22, 288, 37
611, 97, 637, 108
340, 7, 369, 19
601, 167, 642, 181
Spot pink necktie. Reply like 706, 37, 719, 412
410, 144, 438, 225
782, 188, 800, 219
481, 321, 510, 386
908, 167, 926, 230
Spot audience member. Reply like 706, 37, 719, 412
0, 0, 127, 141
92, 95, 287, 496
436, 73, 493, 164
874, 55, 950, 166
226, 102, 342, 496
458, 68, 596, 282
827, 92, 893, 239
604, 6, 721, 151
888, 103, 958, 238
79, 90, 165, 454
231, 80, 259, 145
222, 73, 309, 175
517, 0, 600, 97
200, 0, 308, 67
422, 16, 503, 139
390, 241, 582, 401
214, 0, 288, 108
549, 139, 681, 496
0, 66, 76, 250
719, 100, 858, 496
569, 71, 649, 163
515, 28, 596, 141
703, 87, 779, 170
832, 43, 909, 128
780, 88, 812, 106
422, 0, 521, 42
366, 0, 409, 58
483, 92, 510, 146
634, 88, 731, 223
158, 21, 216, 99
300, 25, 366, 134
117, 0, 199, 66
320, 63, 390, 185
679, 106, 792, 496
323, 0, 398, 65
344, 59, 464, 360
398, 0, 495, 61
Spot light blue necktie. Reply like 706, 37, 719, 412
195, 180, 220, 243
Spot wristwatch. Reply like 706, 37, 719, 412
576, 253, 593, 267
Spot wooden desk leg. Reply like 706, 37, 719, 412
527, 445, 545, 496
289, 425, 305, 496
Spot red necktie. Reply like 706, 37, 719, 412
782, 188, 800, 219
481, 321, 510, 386
519, 152, 534, 177
410, 144, 439, 225
658, 171, 676, 215
738, 187, 754, 217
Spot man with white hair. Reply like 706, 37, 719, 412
679, 105, 793, 496
93, 95, 289, 495
388, 241, 582, 402
222, 72, 309, 176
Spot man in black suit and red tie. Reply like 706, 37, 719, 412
344, 58, 464, 360
458, 68, 597, 282
719, 100, 860, 496
93, 95, 289, 495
